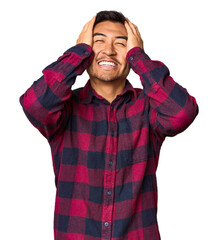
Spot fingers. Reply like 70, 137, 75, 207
124, 18, 144, 51
125, 18, 141, 37
87, 16, 96, 30
77, 16, 96, 46
125, 18, 137, 35
82, 16, 96, 32
124, 19, 132, 34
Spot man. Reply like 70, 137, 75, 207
20, 11, 198, 240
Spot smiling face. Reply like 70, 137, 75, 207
87, 21, 130, 83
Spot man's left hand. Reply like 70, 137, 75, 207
124, 19, 144, 52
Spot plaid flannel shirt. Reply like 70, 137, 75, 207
20, 43, 198, 240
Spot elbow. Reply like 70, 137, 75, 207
19, 94, 24, 108
170, 97, 199, 135
153, 96, 199, 139
19, 85, 38, 111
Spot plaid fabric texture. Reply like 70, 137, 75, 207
20, 44, 198, 240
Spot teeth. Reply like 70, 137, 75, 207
99, 61, 116, 66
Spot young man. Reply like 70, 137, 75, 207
20, 11, 198, 240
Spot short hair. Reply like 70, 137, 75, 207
94, 11, 126, 27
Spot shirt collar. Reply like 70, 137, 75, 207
79, 79, 137, 105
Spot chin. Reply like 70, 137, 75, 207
96, 75, 124, 83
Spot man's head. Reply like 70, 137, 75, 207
94, 11, 126, 27
87, 11, 130, 84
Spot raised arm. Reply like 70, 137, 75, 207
20, 17, 95, 141
125, 19, 198, 140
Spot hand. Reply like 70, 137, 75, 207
76, 16, 96, 46
124, 19, 144, 52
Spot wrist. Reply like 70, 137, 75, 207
126, 47, 143, 59
63, 44, 93, 57
126, 47, 150, 63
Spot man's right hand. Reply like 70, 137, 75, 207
76, 16, 96, 47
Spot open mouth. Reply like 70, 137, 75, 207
97, 60, 119, 70
98, 61, 117, 67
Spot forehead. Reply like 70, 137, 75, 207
93, 21, 127, 37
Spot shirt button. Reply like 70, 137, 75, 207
104, 222, 109, 227
85, 51, 89, 55
129, 56, 134, 61
109, 161, 113, 166
107, 191, 112, 196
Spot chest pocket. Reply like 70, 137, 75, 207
117, 146, 148, 170
129, 145, 149, 165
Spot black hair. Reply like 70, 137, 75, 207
94, 11, 126, 27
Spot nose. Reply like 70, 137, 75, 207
103, 42, 116, 56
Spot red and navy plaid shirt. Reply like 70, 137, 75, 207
20, 43, 198, 240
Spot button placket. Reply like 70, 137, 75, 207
107, 190, 112, 196
101, 106, 117, 239
104, 222, 109, 227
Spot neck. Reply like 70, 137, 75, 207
90, 78, 126, 103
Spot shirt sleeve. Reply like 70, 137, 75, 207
19, 43, 94, 141
127, 47, 199, 140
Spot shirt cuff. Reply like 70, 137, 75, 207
57, 43, 93, 63
61, 43, 93, 57
126, 47, 150, 65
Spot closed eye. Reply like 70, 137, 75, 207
116, 42, 126, 47
94, 40, 104, 43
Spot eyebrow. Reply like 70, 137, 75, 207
93, 33, 127, 41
